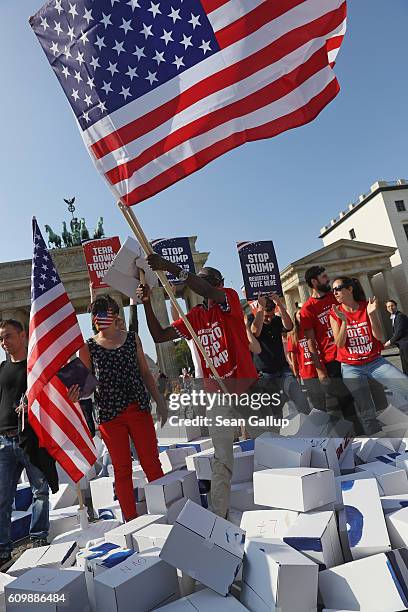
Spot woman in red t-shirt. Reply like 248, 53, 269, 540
330, 276, 408, 434
287, 309, 325, 411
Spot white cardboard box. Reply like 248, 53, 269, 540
145, 470, 200, 515
49, 506, 80, 541
385, 507, 408, 548
319, 549, 408, 612
94, 548, 179, 612
334, 472, 379, 510
90, 476, 145, 511
232, 451, 255, 484
253, 467, 336, 512
105, 514, 166, 549
7, 542, 78, 577
85, 545, 133, 611
76, 542, 122, 570
52, 519, 121, 548
0, 573, 15, 612
356, 461, 408, 495
185, 446, 242, 481
4, 568, 88, 612
160, 448, 197, 473
283, 511, 343, 569
254, 435, 311, 469
356, 438, 396, 463
381, 494, 408, 514
175, 439, 214, 452
309, 438, 341, 477
157, 420, 201, 443
131, 524, 173, 552
240, 510, 299, 539
230, 483, 264, 512
241, 538, 318, 612
339, 477, 391, 560
160, 501, 245, 596
49, 484, 78, 511
154, 587, 249, 610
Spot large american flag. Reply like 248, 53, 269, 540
27, 219, 97, 482
30, 0, 346, 206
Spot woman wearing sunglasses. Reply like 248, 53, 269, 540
79, 294, 166, 522
330, 276, 408, 434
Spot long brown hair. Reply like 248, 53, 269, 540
288, 307, 301, 346
334, 277, 366, 302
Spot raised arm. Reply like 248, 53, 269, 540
367, 298, 385, 343
146, 254, 226, 303
136, 284, 178, 343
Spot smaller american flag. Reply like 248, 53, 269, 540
27, 218, 97, 482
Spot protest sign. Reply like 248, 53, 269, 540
83, 237, 121, 289
237, 241, 282, 300
151, 237, 196, 285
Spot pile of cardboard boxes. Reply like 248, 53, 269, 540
4, 414, 408, 611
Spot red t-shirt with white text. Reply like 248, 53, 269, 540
301, 293, 338, 363
330, 301, 383, 365
287, 332, 318, 380
171, 288, 258, 386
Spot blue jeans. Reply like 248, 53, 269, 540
341, 357, 408, 435
259, 368, 310, 415
0, 435, 49, 557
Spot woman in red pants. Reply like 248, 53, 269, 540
79, 295, 167, 521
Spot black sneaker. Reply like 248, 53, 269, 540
0, 554, 12, 570
30, 538, 48, 548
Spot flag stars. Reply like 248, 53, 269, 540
140, 23, 153, 39
87, 76, 95, 90
106, 61, 119, 76
40, 17, 49, 31
125, 66, 138, 80
153, 50, 165, 65
71, 89, 80, 101
119, 86, 131, 100
67, 26, 75, 42
62, 66, 70, 79
161, 29, 174, 46
189, 13, 201, 29
63, 46, 72, 60
68, 3, 78, 20
112, 40, 126, 56
101, 81, 113, 95
53, 21, 63, 36
73, 70, 82, 83
39, 284, 46, 291
84, 93, 93, 107
50, 42, 59, 56
97, 100, 107, 112
76, 51, 85, 66
180, 34, 192, 50
100, 13, 112, 29
95, 35, 106, 51
55, 0, 63, 15
79, 30, 89, 45
42, 264, 48, 271
173, 55, 185, 70
83, 8, 94, 25
148, 2, 161, 18
127, 0, 140, 10
40, 274, 47, 280
168, 7, 181, 23
90, 56, 100, 70
133, 46, 146, 61
120, 18, 133, 35
145, 70, 158, 85
51, 276, 58, 283
199, 40, 211, 54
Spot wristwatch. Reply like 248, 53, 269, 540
177, 269, 189, 282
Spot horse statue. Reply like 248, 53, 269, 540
44, 225, 62, 249
93, 217, 105, 240
61, 221, 73, 248
80, 218, 90, 242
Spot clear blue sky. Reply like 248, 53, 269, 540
1, 0, 407, 360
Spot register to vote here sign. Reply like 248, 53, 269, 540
151, 237, 196, 285
83, 237, 121, 289
237, 240, 283, 300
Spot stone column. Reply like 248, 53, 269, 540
297, 283, 310, 305
382, 268, 402, 306
284, 290, 296, 318
357, 273, 374, 299
150, 287, 179, 378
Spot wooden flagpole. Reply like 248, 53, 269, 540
118, 201, 228, 392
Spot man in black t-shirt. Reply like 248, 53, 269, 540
248, 294, 309, 415
0, 320, 50, 568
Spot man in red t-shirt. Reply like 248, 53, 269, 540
300, 265, 355, 417
137, 255, 265, 518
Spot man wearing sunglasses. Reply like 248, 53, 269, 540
300, 266, 355, 417
137, 254, 263, 519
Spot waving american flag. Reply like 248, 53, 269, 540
30, 0, 346, 205
27, 219, 97, 482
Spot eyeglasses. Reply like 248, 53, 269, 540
332, 284, 350, 293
